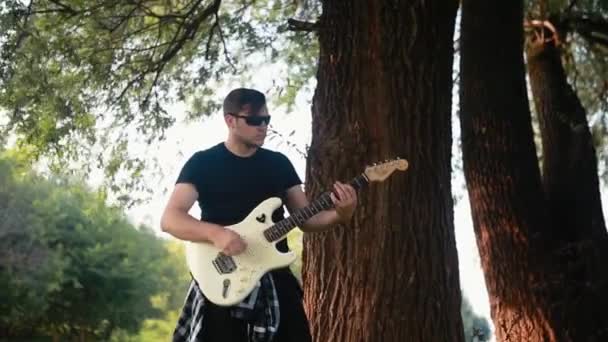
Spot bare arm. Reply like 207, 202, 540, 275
160, 183, 246, 255
285, 182, 358, 233
160, 183, 222, 241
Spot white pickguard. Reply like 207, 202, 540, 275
184, 197, 296, 306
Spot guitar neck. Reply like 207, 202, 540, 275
263, 173, 369, 242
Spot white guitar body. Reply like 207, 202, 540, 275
185, 197, 296, 306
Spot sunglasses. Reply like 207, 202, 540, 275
228, 113, 271, 126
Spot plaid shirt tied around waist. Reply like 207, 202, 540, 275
173, 273, 280, 342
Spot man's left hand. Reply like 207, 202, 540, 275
330, 181, 358, 223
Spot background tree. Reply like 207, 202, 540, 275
460, 0, 608, 340
110, 241, 192, 342
525, 2, 608, 338
0, 153, 66, 338
0, 0, 319, 205
524, 0, 608, 119
0, 152, 189, 341
461, 297, 491, 342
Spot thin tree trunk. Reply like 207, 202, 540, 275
460, 0, 557, 340
526, 33, 608, 341
527, 34, 606, 240
303, 1, 463, 341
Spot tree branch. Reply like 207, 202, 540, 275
133, 0, 223, 108
562, 13, 608, 49
287, 18, 318, 32
215, 13, 236, 72
524, 19, 561, 46
1, 1, 34, 82
158, 0, 221, 64
205, 19, 219, 60
565, 0, 579, 14
9, 0, 227, 123
47, 0, 78, 15
105, 1, 143, 33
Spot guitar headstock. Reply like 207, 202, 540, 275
364, 158, 409, 182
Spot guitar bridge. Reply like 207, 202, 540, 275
212, 253, 237, 274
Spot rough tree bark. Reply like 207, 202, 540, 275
460, 0, 556, 340
527, 25, 606, 241
460, 0, 608, 340
526, 26, 608, 341
302, 1, 464, 341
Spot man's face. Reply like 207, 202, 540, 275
227, 104, 270, 147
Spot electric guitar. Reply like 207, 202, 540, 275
184, 158, 409, 306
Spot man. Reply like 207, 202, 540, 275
161, 88, 358, 342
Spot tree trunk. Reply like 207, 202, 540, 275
461, 1, 608, 341
527, 35, 606, 240
459, 0, 556, 340
526, 33, 608, 341
302, 1, 463, 341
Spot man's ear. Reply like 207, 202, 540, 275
224, 114, 233, 128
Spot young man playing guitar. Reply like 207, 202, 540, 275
161, 88, 358, 342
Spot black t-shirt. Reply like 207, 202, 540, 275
176, 142, 302, 251
176, 143, 311, 340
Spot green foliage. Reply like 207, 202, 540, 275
0, 154, 67, 334
110, 241, 191, 342
0, 0, 320, 200
0, 152, 187, 339
526, 0, 608, 17
525, 0, 608, 116
461, 296, 491, 342
525, 0, 608, 179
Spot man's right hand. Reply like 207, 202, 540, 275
212, 227, 247, 256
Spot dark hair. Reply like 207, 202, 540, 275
223, 88, 266, 116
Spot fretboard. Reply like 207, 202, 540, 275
263, 173, 369, 242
